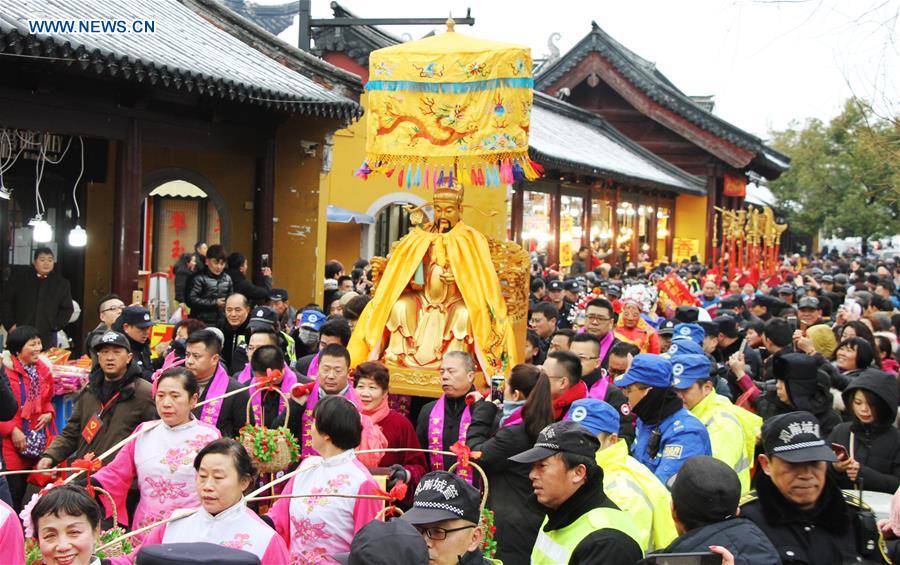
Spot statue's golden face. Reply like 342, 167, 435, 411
432, 197, 461, 232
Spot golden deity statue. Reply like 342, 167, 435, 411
384, 186, 472, 368
348, 183, 529, 397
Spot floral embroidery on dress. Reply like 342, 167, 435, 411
144, 476, 190, 503
292, 547, 328, 565
221, 533, 252, 551
186, 434, 216, 452
303, 473, 349, 513
161, 447, 194, 473
291, 516, 332, 545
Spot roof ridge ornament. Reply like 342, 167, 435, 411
446, 16, 455, 32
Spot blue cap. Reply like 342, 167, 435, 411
614, 354, 672, 388
664, 338, 706, 358
299, 309, 325, 331
672, 323, 704, 346
670, 354, 713, 390
565, 399, 620, 435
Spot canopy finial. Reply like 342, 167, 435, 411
446, 15, 455, 32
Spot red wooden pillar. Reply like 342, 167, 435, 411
705, 163, 719, 266
549, 183, 561, 269
253, 137, 275, 285
609, 186, 620, 265
112, 120, 142, 299
630, 195, 639, 265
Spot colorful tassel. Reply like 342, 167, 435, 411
413, 165, 422, 187
424, 165, 430, 189
448, 170, 454, 187
397, 167, 405, 188
406, 166, 413, 189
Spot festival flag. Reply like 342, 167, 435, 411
656, 273, 700, 308
356, 20, 541, 188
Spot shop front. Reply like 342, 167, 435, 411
509, 181, 678, 272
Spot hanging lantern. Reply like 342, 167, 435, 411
356, 19, 541, 189
68, 225, 87, 247
32, 217, 52, 242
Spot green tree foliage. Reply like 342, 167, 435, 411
768, 99, 900, 249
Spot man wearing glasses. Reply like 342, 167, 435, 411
583, 298, 619, 370
83, 294, 125, 363
570, 333, 634, 446
402, 470, 493, 565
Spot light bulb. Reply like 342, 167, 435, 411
68, 225, 87, 247
0, 186, 10, 200
33, 219, 53, 242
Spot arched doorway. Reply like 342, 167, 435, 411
362, 193, 429, 259
142, 169, 229, 308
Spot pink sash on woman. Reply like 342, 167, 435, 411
428, 396, 472, 483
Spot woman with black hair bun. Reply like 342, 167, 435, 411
266, 395, 379, 562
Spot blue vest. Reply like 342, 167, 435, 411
631, 407, 712, 487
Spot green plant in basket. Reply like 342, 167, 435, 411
480, 507, 497, 559
239, 424, 300, 464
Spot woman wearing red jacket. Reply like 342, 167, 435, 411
353, 361, 426, 505
0, 325, 55, 510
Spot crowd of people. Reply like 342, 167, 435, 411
0, 243, 897, 564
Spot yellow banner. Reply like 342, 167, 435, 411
673, 238, 700, 263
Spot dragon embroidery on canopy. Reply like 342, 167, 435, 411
373, 97, 478, 147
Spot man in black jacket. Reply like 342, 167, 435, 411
187, 244, 233, 326
416, 352, 479, 473
218, 293, 250, 372
1, 247, 73, 349
569, 333, 634, 446
510, 421, 643, 563
656, 456, 779, 565
741, 411, 890, 564
225, 252, 272, 306
185, 329, 247, 438
111, 306, 154, 380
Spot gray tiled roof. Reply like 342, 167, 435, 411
0, 0, 362, 120
530, 92, 706, 195
535, 22, 789, 179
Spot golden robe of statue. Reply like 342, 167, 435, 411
348, 186, 519, 382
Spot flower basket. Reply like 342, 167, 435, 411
23, 486, 131, 565
448, 459, 495, 560
239, 387, 300, 474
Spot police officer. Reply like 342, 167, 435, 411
670, 353, 761, 495
741, 411, 889, 564
510, 421, 644, 564
545, 280, 575, 330
565, 398, 678, 552
614, 354, 711, 487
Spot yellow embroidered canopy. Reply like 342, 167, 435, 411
356, 22, 541, 188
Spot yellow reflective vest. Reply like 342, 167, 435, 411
531, 505, 643, 564
691, 393, 761, 494
595, 439, 678, 552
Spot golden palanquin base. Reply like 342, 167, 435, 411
385, 363, 488, 398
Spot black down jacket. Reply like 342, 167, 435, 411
828, 368, 900, 493
186, 266, 233, 326
658, 517, 781, 565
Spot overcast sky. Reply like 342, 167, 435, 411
258, 0, 898, 140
